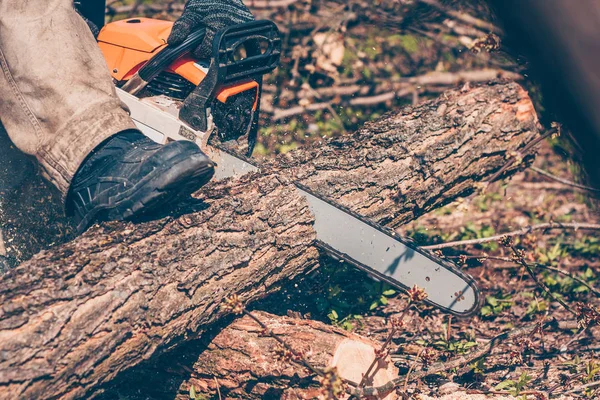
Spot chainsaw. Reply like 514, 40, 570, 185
91, 15, 482, 316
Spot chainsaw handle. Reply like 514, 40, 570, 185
137, 28, 207, 83
179, 20, 281, 135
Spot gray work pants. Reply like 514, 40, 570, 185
0, 0, 136, 196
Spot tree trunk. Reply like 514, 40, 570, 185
0, 81, 539, 399
174, 312, 399, 400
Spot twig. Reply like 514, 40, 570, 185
358, 305, 410, 388
109, 0, 299, 13
269, 69, 522, 120
486, 127, 557, 184
446, 254, 512, 263
466, 389, 549, 397
492, 262, 600, 297
403, 347, 424, 392
422, 222, 600, 250
403, 69, 521, 86
530, 166, 600, 193
509, 245, 576, 315
358, 328, 395, 388
547, 373, 585, 394
0, 229, 6, 257
247, 0, 301, 8
416, 0, 503, 35
566, 380, 600, 394
213, 377, 222, 400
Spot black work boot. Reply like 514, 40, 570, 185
67, 131, 214, 232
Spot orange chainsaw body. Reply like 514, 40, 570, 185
97, 18, 258, 106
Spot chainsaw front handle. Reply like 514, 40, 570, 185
180, 20, 281, 133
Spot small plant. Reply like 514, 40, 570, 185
542, 268, 595, 297
327, 309, 363, 331
535, 241, 566, 266
318, 367, 345, 399
524, 296, 548, 317
473, 191, 503, 212
584, 359, 600, 383
431, 322, 478, 355
470, 358, 486, 377
369, 288, 397, 311
572, 236, 600, 258
494, 372, 532, 396
316, 259, 401, 330
480, 293, 513, 317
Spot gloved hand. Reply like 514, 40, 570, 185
168, 0, 254, 59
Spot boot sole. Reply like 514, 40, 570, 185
76, 151, 214, 233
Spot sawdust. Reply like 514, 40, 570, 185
0, 229, 5, 257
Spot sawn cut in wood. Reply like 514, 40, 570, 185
0, 82, 539, 399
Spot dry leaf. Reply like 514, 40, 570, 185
312, 32, 345, 74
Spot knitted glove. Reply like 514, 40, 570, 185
168, 0, 254, 59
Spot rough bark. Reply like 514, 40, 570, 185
277, 81, 538, 227
174, 312, 399, 400
0, 82, 539, 399
0, 175, 320, 399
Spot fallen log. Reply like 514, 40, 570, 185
0, 81, 539, 399
279, 81, 539, 227
0, 174, 320, 399
173, 312, 399, 400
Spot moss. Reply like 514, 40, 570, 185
395, 34, 420, 54
277, 142, 299, 154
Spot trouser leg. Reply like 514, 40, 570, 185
0, 0, 136, 196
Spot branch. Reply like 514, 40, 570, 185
268, 69, 522, 120
0, 82, 540, 398
422, 222, 600, 250
566, 380, 600, 394
491, 261, 600, 297
485, 127, 557, 184
416, 0, 503, 35
530, 166, 600, 193
509, 244, 575, 315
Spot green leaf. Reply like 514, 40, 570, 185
480, 306, 492, 316
494, 380, 516, 391
574, 285, 589, 293
486, 296, 498, 307
382, 289, 396, 296
369, 301, 379, 310
189, 385, 197, 399
380, 296, 388, 305
328, 310, 339, 321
